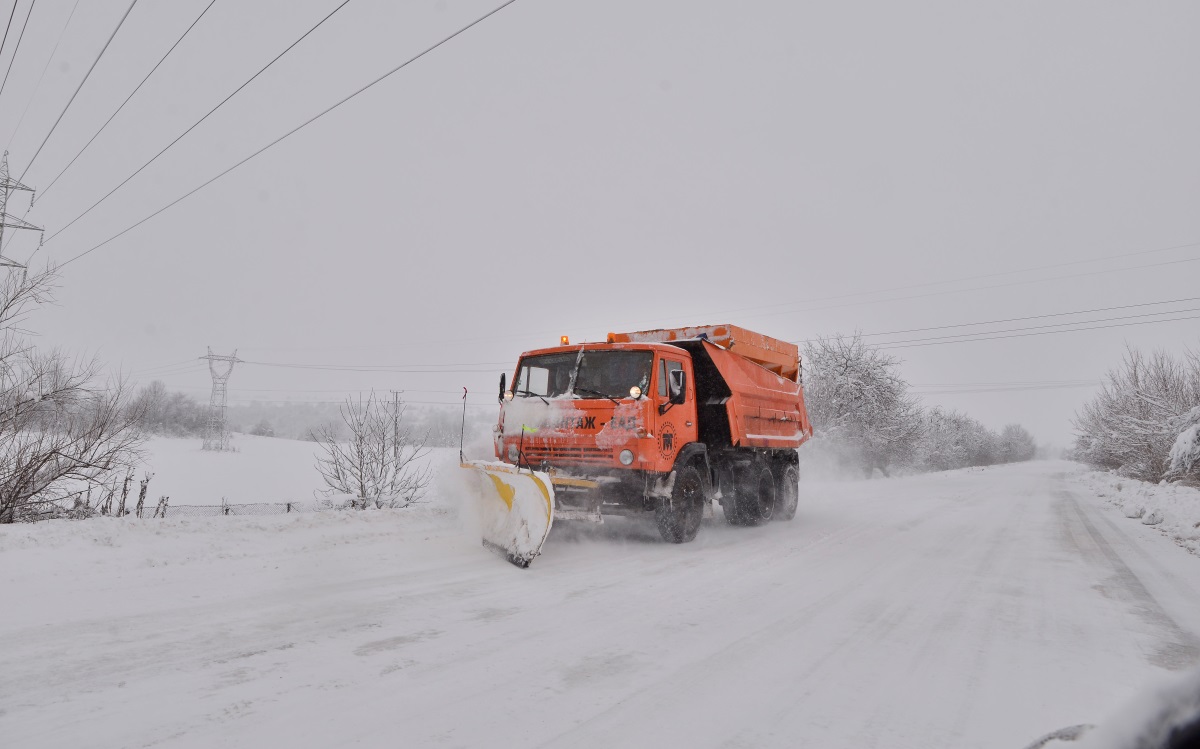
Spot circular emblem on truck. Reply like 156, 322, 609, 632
658, 422, 677, 460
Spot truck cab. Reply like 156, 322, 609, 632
495, 342, 698, 475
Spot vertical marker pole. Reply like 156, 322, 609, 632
459, 387, 468, 463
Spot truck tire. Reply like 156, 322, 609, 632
655, 465, 704, 544
717, 464, 746, 525
775, 464, 799, 521
740, 463, 776, 526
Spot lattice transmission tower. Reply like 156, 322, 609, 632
201, 348, 241, 451
0, 151, 42, 268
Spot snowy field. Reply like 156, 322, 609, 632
132, 435, 461, 507
3, 450, 1200, 748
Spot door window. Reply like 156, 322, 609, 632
665, 360, 684, 398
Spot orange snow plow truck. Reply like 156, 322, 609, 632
461, 324, 812, 567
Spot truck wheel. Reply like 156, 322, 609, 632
718, 466, 745, 525
656, 465, 704, 544
776, 464, 799, 521
741, 464, 776, 526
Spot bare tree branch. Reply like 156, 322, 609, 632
310, 391, 431, 509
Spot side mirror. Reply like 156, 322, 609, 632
669, 370, 686, 404
498, 373, 506, 404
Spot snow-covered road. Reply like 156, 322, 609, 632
3, 460, 1199, 748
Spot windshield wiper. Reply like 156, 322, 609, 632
513, 388, 549, 405
574, 386, 621, 405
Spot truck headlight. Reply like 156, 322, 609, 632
507, 444, 520, 462
619, 449, 635, 466
503, 390, 514, 401
629, 385, 642, 399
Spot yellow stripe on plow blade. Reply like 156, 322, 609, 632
461, 462, 556, 568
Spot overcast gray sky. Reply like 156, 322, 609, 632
1, 0, 1197, 444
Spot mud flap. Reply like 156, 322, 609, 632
461, 461, 555, 568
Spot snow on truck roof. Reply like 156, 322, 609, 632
607, 324, 799, 381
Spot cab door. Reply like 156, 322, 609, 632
653, 354, 699, 471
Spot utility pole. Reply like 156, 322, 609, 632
390, 389, 403, 461
0, 151, 41, 267
201, 348, 241, 451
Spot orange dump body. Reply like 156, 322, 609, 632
607, 324, 800, 382
703, 340, 811, 449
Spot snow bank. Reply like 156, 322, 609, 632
1076, 467, 1200, 557
0, 502, 455, 555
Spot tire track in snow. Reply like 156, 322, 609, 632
533, 497, 984, 748
1055, 488, 1200, 671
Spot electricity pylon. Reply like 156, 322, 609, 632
0, 151, 41, 268
201, 348, 241, 451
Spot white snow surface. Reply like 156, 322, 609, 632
1074, 465, 1200, 557
133, 435, 457, 506
4, 454, 1200, 748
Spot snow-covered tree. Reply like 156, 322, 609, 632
250, 418, 275, 437
998, 424, 1037, 464
1166, 406, 1200, 483
0, 266, 145, 523
1073, 347, 1200, 482
803, 333, 924, 476
919, 408, 995, 471
133, 381, 205, 436
310, 391, 431, 508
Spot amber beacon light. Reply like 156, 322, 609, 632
560, 335, 570, 345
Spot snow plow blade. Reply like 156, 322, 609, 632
461, 461, 556, 568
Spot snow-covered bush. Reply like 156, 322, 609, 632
1073, 347, 1200, 482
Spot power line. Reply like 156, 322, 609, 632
0, 0, 35, 105
914, 382, 1103, 396
0, 1, 18, 64
215, 386, 475, 394
43, 0, 350, 243
4, 0, 81, 155
222, 397, 497, 408
911, 379, 1098, 388
129, 360, 207, 377
126, 355, 511, 378
792, 295, 1200, 344
870, 305, 1200, 348
242, 359, 511, 374
57, 0, 521, 268
401, 239, 1200, 355
669, 240, 1200, 331
751, 252, 1200, 330
875, 312, 1200, 351
150, 385, 500, 408
19, 0, 138, 182
36, 0, 217, 202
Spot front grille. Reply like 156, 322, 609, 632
523, 444, 612, 465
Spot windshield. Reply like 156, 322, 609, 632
513, 353, 575, 398
513, 350, 653, 399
